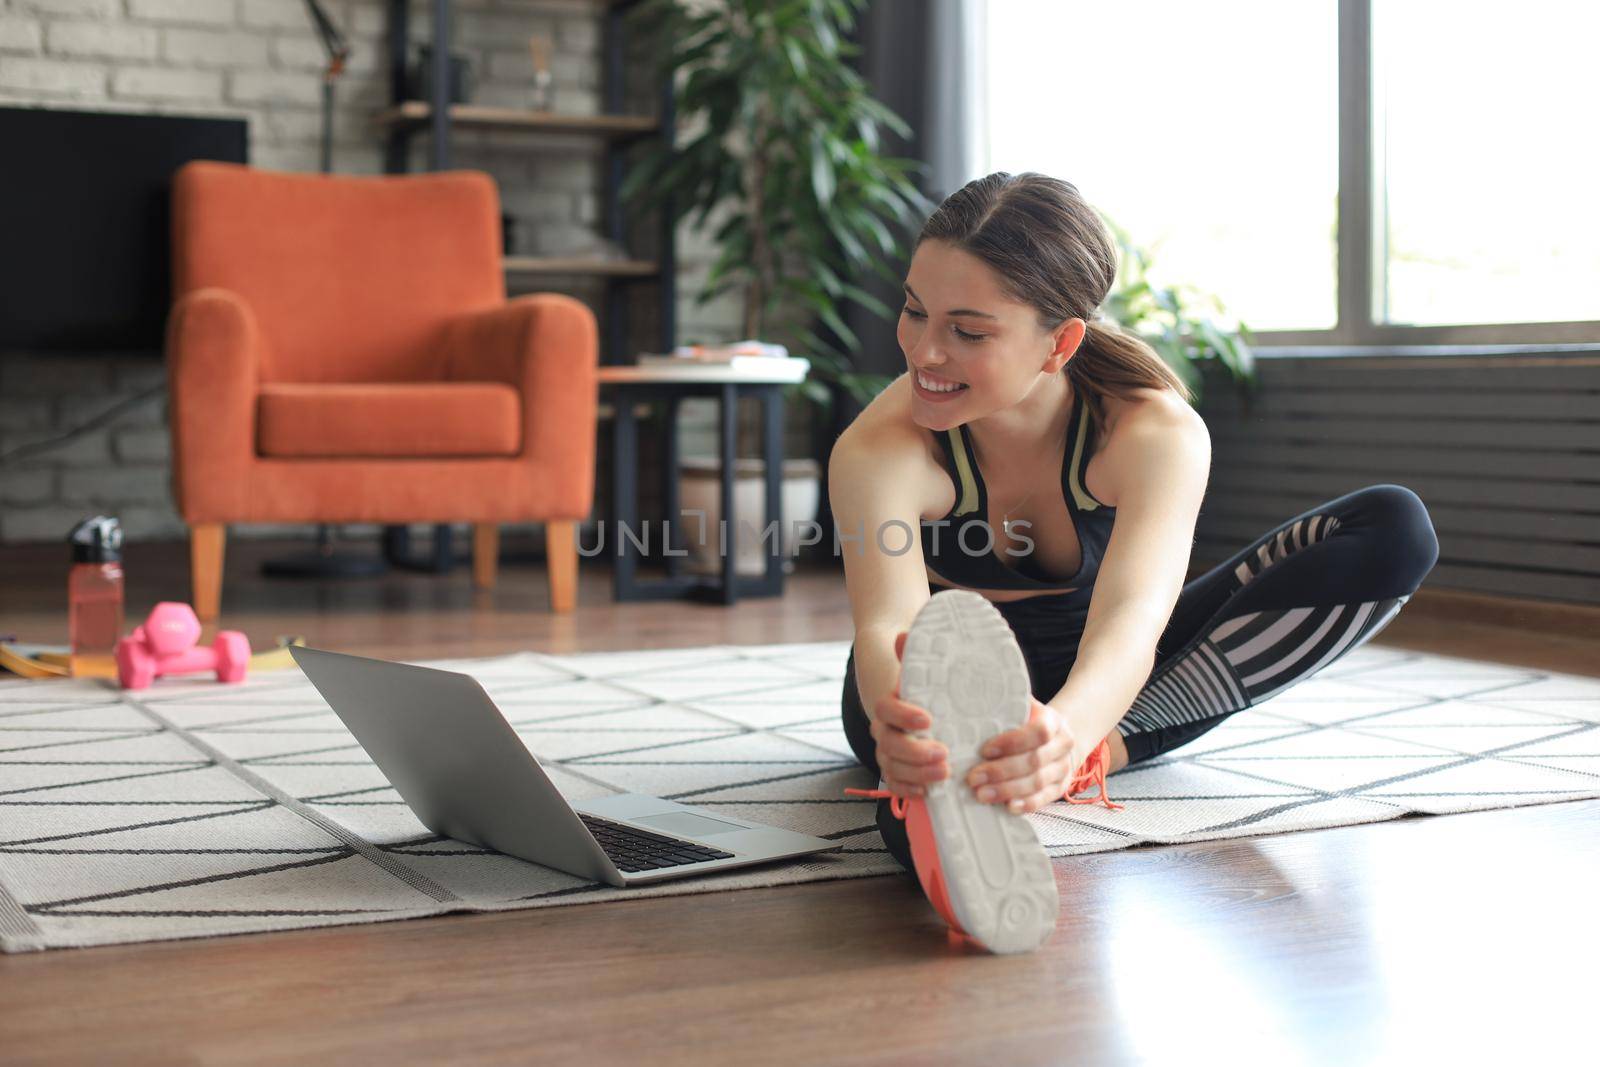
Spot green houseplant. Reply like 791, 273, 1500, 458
620, 0, 935, 413
1097, 214, 1258, 402
620, 0, 928, 572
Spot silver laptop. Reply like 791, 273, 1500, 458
290, 645, 838, 887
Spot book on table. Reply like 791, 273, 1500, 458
635, 354, 809, 375
634, 339, 807, 379
667, 339, 789, 360
637, 339, 789, 366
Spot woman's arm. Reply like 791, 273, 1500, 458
829, 409, 942, 715
829, 409, 951, 794
1050, 397, 1212, 745
965, 394, 1211, 811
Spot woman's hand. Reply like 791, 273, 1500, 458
965, 700, 1081, 814
870, 632, 949, 799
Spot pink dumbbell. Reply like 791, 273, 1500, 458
115, 602, 251, 690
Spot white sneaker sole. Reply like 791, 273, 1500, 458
899, 590, 1060, 954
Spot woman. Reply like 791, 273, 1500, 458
829, 172, 1439, 953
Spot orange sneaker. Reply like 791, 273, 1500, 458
848, 590, 1058, 954
1064, 736, 1124, 811
843, 788, 973, 937
847, 732, 1121, 946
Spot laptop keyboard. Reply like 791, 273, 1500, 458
578, 813, 735, 873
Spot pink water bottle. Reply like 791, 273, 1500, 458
68, 515, 124, 678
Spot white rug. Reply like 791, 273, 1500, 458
2, 641, 1598, 953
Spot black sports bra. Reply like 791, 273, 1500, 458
920, 393, 1116, 595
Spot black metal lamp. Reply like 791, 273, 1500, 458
303, 0, 351, 174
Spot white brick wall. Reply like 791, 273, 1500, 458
237, 0, 318, 32
0, 0, 739, 545
125, 0, 235, 28
112, 65, 222, 102
0, 55, 104, 96
0, 18, 46, 54
46, 22, 160, 61
161, 27, 270, 69
14, 0, 121, 18
228, 69, 320, 106
0, 0, 647, 165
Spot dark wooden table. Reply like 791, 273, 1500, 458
599, 363, 806, 606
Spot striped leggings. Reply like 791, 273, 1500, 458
1113, 483, 1438, 762
841, 484, 1439, 860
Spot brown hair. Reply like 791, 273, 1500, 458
915, 172, 1191, 431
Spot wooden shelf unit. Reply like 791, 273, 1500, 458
503, 255, 660, 278
381, 0, 677, 363
374, 102, 661, 141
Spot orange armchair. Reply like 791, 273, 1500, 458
166, 161, 596, 620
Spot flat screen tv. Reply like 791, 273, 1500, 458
0, 106, 248, 355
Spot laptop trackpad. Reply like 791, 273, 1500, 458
635, 812, 746, 837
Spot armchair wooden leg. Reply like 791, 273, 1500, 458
546, 519, 577, 613
190, 523, 225, 622
472, 523, 499, 590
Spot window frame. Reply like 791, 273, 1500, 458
1145, 0, 1600, 352
1260, 0, 1600, 350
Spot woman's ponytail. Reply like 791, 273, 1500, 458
1067, 318, 1193, 435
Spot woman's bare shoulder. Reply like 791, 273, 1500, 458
1101, 386, 1209, 445
829, 374, 950, 515
1087, 387, 1209, 508
833, 373, 918, 457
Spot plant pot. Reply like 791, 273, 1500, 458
678, 457, 821, 577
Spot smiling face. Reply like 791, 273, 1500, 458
897, 240, 1085, 432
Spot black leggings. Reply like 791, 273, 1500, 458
841, 484, 1440, 869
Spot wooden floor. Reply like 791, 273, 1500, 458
2, 539, 1598, 1066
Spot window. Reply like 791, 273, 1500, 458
985, 0, 1600, 342
1374, 2, 1600, 326
987, 0, 1339, 332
